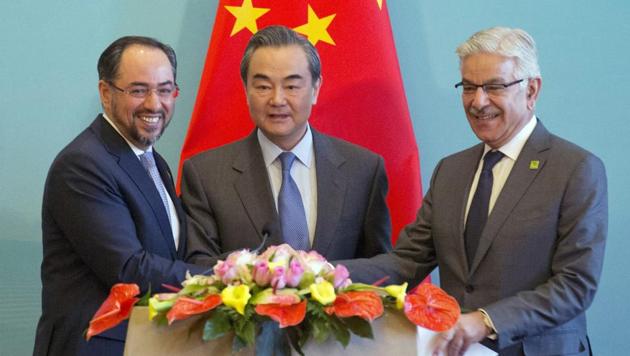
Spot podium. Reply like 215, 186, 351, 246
124, 306, 419, 355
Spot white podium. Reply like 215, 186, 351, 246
124, 306, 419, 355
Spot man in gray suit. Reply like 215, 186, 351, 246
342, 27, 607, 355
181, 25, 391, 265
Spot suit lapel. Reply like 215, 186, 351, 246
469, 121, 551, 274
232, 132, 282, 246
93, 115, 177, 258
154, 150, 186, 258
311, 130, 347, 256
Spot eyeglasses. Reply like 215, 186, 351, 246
107, 81, 179, 99
454, 79, 524, 95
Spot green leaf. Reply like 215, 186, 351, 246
232, 333, 248, 353
342, 317, 374, 339
286, 327, 305, 356
203, 310, 232, 341
329, 317, 351, 347
235, 319, 256, 346
311, 317, 331, 343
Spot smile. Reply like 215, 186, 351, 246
138, 115, 161, 124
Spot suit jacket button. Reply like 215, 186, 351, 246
465, 284, 474, 293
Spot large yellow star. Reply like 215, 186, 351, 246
293, 5, 336, 46
377, 0, 383, 10
225, 0, 270, 36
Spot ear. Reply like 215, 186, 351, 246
98, 80, 112, 112
526, 77, 542, 110
311, 76, 323, 105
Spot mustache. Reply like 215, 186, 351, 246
468, 107, 500, 117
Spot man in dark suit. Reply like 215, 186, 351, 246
34, 36, 204, 356
342, 27, 607, 355
181, 25, 391, 265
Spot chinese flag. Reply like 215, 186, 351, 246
179, 0, 422, 244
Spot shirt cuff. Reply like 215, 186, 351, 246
478, 308, 498, 340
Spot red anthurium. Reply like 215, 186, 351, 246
255, 300, 307, 328
324, 291, 384, 321
166, 294, 222, 325
86, 283, 140, 340
404, 283, 460, 332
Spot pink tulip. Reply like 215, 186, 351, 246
286, 259, 305, 287
253, 260, 272, 286
271, 266, 286, 290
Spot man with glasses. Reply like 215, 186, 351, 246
34, 36, 203, 356
342, 27, 607, 355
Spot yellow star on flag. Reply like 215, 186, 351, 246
377, 0, 383, 10
294, 5, 336, 46
225, 0, 270, 36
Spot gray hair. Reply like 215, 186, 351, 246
240, 25, 321, 86
456, 27, 541, 80
98, 36, 177, 83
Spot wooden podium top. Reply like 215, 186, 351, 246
124, 306, 419, 355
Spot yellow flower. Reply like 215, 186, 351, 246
221, 285, 251, 315
385, 282, 408, 310
310, 280, 336, 305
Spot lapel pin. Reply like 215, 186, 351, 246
529, 160, 540, 170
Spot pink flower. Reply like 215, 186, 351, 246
253, 260, 272, 286
330, 264, 351, 289
271, 266, 286, 290
285, 259, 305, 287
214, 250, 254, 284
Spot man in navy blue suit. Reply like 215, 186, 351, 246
33, 36, 204, 356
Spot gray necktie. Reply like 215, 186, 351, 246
465, 150, 504, 267
139, 151, 171, 222
277, 152, 310, 251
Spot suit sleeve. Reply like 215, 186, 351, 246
356, 155, 393, 257
46, 153, 203, 293
485, 154, 607, 347
180, 158, 223, 266
341, 159, 441, 285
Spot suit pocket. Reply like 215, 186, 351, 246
522, 329, 588, 355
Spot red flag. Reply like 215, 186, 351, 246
179, 0, 421, 244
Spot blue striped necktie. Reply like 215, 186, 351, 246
139, 151, 171, 222
277, 152, 310, 251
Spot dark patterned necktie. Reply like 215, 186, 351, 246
465, 150, 504, 267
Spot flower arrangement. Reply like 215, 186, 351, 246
86, 244, 460, 355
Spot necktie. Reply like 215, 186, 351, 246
465, 150, 504, 267
139, 151, 171, 222
277, 152, 310, 251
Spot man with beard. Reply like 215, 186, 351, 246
342, 27, 607, 355
34, 36, 203, 356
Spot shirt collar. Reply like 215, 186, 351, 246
257, 124, 313, 168
102, 113, 152, 156
484, 114, 537, 160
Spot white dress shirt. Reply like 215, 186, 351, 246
102, 114, 180, 249
465, 115, 537, 221
258, 125, 318, 245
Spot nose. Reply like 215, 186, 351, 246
143, 90, 162, 110
269, 87, 286, 106
470, 86, 490, 109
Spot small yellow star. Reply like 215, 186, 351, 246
377, 0, 383, 10
225, 0, 270, 36
294, 4, 336, 46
